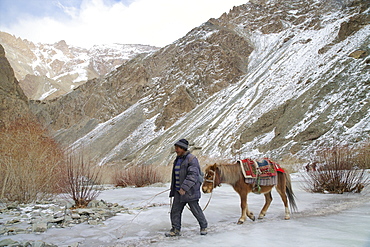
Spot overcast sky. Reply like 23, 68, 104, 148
0, 0, 247, 48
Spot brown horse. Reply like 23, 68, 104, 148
202, 160, 297, 224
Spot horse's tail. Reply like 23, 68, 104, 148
283, 171, 298, 212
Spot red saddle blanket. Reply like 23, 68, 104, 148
239, 158, 284, 179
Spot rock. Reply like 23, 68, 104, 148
337, 13, 370, 41
64, 215, 73, 222
71, 213, 81, 219
21, 241, 31, 247
4, 226, 27, 235
54, 211, 65, 218
32, 240, 46, 247
349, 50, 368, 59
6, 218, 20, 224
6, 202, 20, 210
87, 200, 99, 208
32, 222, 48, 232
75, 208, 93, 215
67, 242, 80, 247
50, 217, 64, 223
88, 220, 98, 225
97, 209, 115, 218
31, 211, 41, 217
0, 239, 19, 247
0, 197, 129, 236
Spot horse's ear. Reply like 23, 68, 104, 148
211, 163, 218, 170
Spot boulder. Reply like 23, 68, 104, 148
32, 222, 48, 232
0, 239, 19, 247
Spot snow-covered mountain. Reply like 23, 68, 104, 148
0, 32, 159, 100
17, 0, 370, 167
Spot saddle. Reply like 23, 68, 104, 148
239, 158, 285, 187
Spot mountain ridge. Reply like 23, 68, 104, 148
0, 31, 159, 100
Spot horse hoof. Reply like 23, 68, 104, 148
237, 220, 244, 225
284, 216, 290, 220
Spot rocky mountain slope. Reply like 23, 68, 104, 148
0, 32, 159, 100
24, 0, 370, 167
0, 44, 29, 127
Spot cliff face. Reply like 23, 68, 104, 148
0, 44, 29, 127
28, 0, 369, 166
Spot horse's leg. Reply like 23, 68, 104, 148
276, 173, 290, 220
237, 192, 247, 224
236, 185, 255, 224
258, 190, 272, 219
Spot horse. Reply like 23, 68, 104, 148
202, 159, 297, 224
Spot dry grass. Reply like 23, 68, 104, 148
0, 116, 65, 203
303, 142, 369, 194
112, 165, 170, 187
355, 140, 370, 169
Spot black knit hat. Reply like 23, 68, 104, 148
174, 139, 189, 150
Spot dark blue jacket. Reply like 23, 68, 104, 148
169, 151, 202, 202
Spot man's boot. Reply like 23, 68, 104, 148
165, 228, 181, 237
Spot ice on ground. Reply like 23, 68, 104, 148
2, 174, 370, 247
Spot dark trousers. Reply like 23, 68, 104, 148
170, 192, 208, 231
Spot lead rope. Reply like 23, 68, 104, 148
129, 175, 215, 225
182, 173, 215, 212
117, 188, 170, 239
130, 188, 170, 223
173, 183, 214, 212
119, 177, 214, 239
199, 176, 216, 211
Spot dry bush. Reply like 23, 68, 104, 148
113, 165, 167, 187
303, 142, 368, 194
355, 140, 370, 169
62, 154, 103, 208
0, 116, 64, 203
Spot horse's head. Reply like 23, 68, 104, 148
202, 163, 221, 193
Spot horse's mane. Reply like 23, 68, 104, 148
218, 162, 242, 185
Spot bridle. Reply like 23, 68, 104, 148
204, 169, 215, 186
199, 169, 217, 211
204, 168, 221, 188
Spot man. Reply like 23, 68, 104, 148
166, 139, 208, 237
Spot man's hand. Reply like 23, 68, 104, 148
179, 188, 186, 195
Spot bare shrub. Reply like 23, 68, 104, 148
0, 116, 64, 203
303, 142, 368, 194
62, 154, 103, 208
355, 140, 370, 169
113, 165, 166, 187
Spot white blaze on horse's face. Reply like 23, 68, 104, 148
202, 169, 215, 194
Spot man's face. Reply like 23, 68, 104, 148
175, 145, 186, 156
